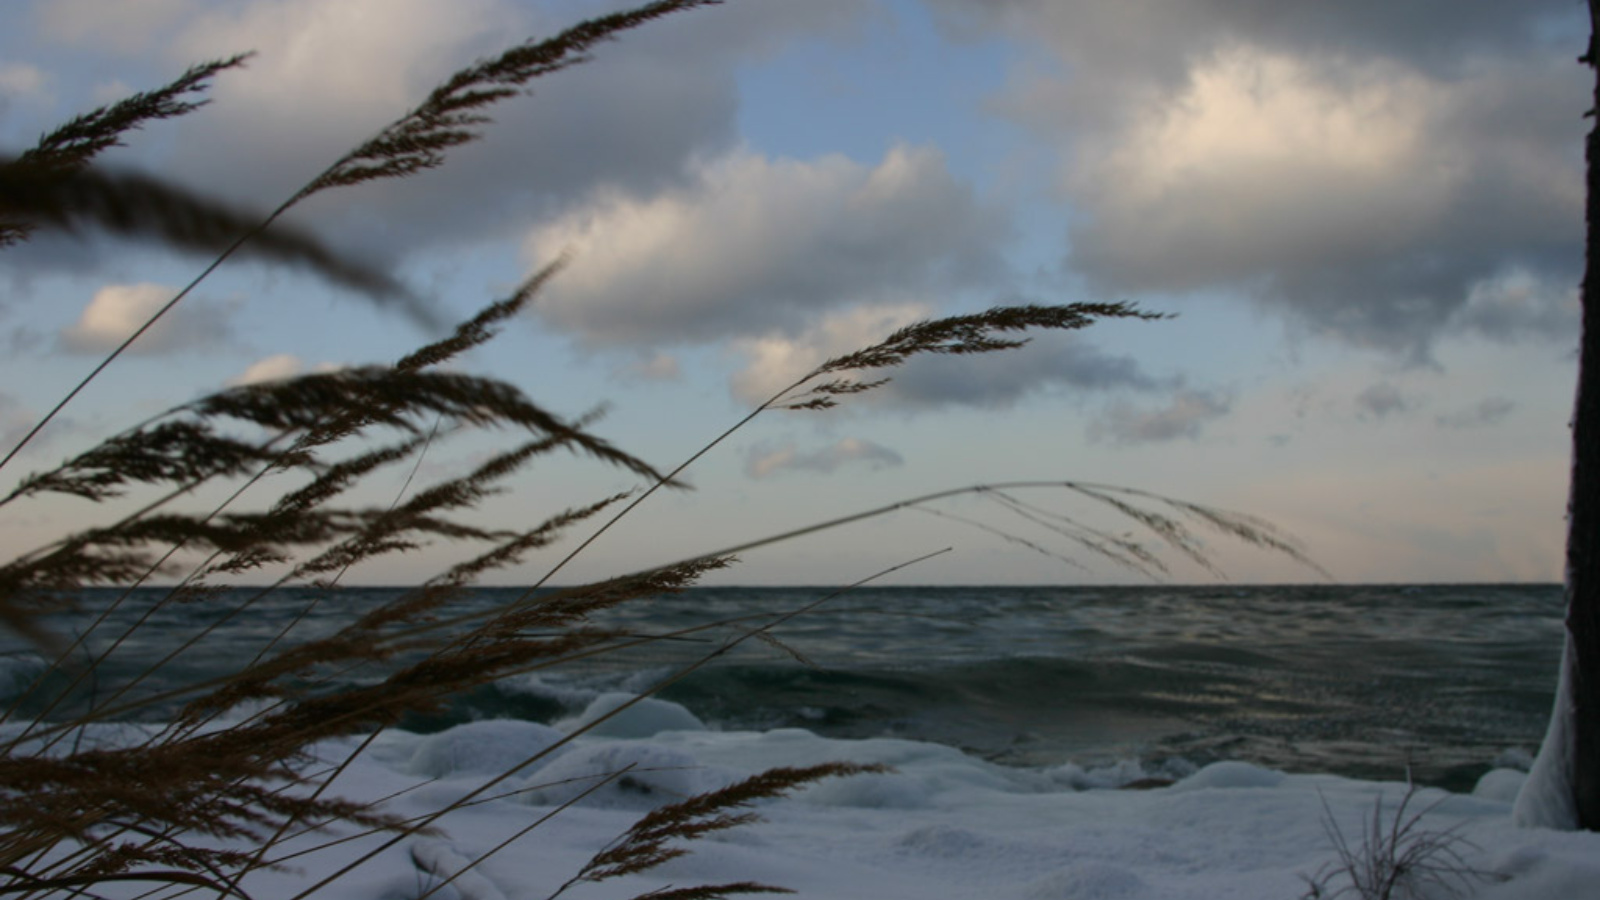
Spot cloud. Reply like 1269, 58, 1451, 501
42, 0, 872, 265
1448, 267, 1579, 344
744, 436, 904, 479
1354, 382, 1413, 421
615, 351, 682, 382
59, 282, 229, 355
1088, 388, 1232, 444
526, 145, 1006, 345
35, 0, 201, 51
0, 61, 50, 120
0, 391, 36, 452
926, 0, 1584, 359
928, 0, 1573, 80
728, 303, 1166, 410
225, 353, 338, 386
0, 62, 47, 99
730, 302, 932, 405
887, 333, 1171, 409
1436, 396, 1516, 429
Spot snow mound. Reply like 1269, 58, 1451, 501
1022, 862, 1147, 899
557, 692, 706, 738
520, 741, 728, 810
407, 719, 568, 779
1170, 761, 1286, 791
1474, 768, 1527, 804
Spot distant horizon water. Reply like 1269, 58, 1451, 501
1, 583, 1563, 793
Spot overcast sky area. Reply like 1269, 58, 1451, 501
0, 0, 1589, 585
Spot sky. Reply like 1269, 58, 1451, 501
0, 0, 1590, 586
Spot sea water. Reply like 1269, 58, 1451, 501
0, 583, 1563, 792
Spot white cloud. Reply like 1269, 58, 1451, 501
1089, 388, 1232, 444
730, 302, 931, 406
0, 62, 47, 99
59, 282, 229, 355
90, 78, 137, 106
526, 145, 1006, 345
929, 0, 1585, 359
227, 353, 302, 386
1067, 48, 1453, 285
744, 436, 904, 479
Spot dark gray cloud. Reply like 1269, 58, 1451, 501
1448, 268, 1579, 344
1436, 397, 1516, 429
744, 437, 905, 479
927, 0, 1576, 84
11, 0, 871, 277
1354, 382, 1412, 421
884, 331, 1172, 409
1087, 387, 1232, 444
924, 0, 1586, 360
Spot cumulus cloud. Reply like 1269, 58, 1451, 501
728, 303, 1166, 410
526, 145, 1005, 345
1088, 388, 1232, 444
1436, 397, 1516, 429
730, 302, 932, 405
927, 0, 1584, 359
226, 353, 340, 386
1354, 382, 1413, 421
744, 437, 904, 479
30, 0, 871, 266
59, 282, 229, 355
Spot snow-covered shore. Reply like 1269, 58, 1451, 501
229, 694, 1600, 900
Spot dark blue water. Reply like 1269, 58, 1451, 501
0, 584, 1564, 792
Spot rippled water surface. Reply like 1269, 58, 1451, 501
1, 584, 1564, 791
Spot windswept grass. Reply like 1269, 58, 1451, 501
0, 3, 1322, 897
1300, 779, 1508, 900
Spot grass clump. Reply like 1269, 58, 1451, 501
0, 3, 1319, 897
1301, 780, 1509, 900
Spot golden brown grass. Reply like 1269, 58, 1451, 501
0, 3, 1320, 897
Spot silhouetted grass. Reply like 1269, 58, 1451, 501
0, 3, 1320, 897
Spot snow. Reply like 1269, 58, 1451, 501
1515, 632, 1580, 829
207, 697, 1600, 900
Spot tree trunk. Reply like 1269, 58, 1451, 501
1569, 0, 1600, 831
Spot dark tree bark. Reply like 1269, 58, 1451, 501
1569, 0, 1600, 831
